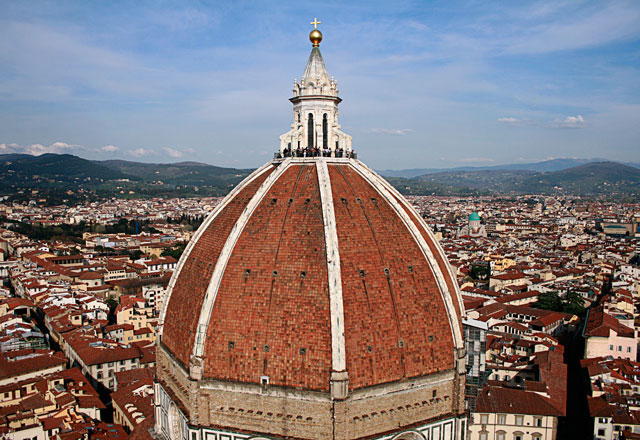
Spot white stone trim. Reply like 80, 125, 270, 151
158, 162, 275, 337
356, 162, 466, 321
350, 161, 464, 350
316, 159, 347, 374
191, 160, 293, 359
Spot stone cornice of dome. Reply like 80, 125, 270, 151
196, 364, 457, 401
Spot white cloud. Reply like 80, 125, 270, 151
128, 148, 152, 157
497, 117, 521, 124
162, 147, 183, 158
0, 141, 81, 155
552, 115, 586, 129
368, 128, 413, 136
101, 144, 120, 152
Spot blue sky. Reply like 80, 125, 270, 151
0, 1, 639, 170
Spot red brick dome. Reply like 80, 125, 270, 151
159, 158, 464, 393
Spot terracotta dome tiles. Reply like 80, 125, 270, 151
328, 165, 454, 389
202, 164, 332, 390
161, 159, 462, 391
161, 165, 275, 366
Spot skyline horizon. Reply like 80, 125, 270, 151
2, 148, 639, 173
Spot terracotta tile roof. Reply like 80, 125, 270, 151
0, 350, 66, 378
585, 306, 634, 338
475, 385, 563, 416
114, 368, 154, 389
127, 416, 154, 440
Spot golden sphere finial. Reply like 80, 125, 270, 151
309, 17, 322, 47
309, 29, 323, 47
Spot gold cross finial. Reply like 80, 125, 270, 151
310, 17, 321, 29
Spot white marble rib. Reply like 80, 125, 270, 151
316, 158, 347, 374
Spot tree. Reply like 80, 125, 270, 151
562, 290, 585, 316
470, 263, 490, 280
128, 249, 144, 261
161, 243, 187, 260
535, 291, 562, 312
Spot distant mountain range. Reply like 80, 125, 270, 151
96, 159, 252, 187
378, 158, 640, 178
413, 162, 640, 196
0, 153, 253, 202
1, 153, 638, 202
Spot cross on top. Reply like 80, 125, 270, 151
310, 17, 321, 29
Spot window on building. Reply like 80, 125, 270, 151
628, 347, 632, 352
515, 415, 523, 425
618, 346, 622, 351
307, 113, 314, 147
97, 372, 103, 379
514, 433, 523, 440
480, 414, 488, 424
498, 414, 506, 424
599, 418, 608, 423
496, 431, 505, 440
610, 344, 614, 350
322, 113, 328, 148
598, 429, 605, 436
532, 434, 542, 440
479, 433, 487, 440
535, 417, 543, 427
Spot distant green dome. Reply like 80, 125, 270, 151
469, 212, 480, 221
